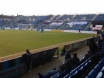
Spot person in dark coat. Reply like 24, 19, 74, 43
97, 33, 104, 57
96, 36, 103, 51
64, 52, 71, 63
41, 28, 44, 33
84, 51, 92, 60
88, 38, 98, 54
72, 53, 80, 65
93, 33, 104, 63
22, 49, 31, 71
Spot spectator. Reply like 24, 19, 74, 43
88, 38, 98, 54
84, 53, 90, 60
41, 28, 44, 33
63, 53, 71, 63
96, 36, 101, 45
97, 33, 104, 57
84, 51, 92, 60
93, 34, 104, 63
58, 53, 79, 78
22, 49, 32, 72
72, 53, 79, 65
38, 53, 73, 78
79, 29, 80, 33
92, 36, 97, 42
97, 36, 103, 52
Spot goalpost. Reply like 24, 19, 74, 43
18, 24, 33, 30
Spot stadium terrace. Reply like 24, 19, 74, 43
0, 14, 104, 31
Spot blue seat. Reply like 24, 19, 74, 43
52, 73, 59, 78
96, 72, 103, 78
87, 58, 104, 78
87, 69, 96, 78
64, 56, 94, 78
101, 67, 104, 71
69, 73, 76, 78
74, 67, 83, 78
96, 66, 104, 78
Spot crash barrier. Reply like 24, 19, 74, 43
31, 47, 58, 68
61, 37, 97, 54
0, 47, 58, 78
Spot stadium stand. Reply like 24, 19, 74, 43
87, 58, 104, 78
96, 66, 104, 78
57, 15, 73, 20
0, 14, 104, 31
59, 23, 69, 30
0, 15, 14, 19
94, 14, 104, 21
63, 55, 99, 78
52, 57, 85, 78
51, 15, 61, 20
35, 23, 47, 29
72, 14, 95, 20
85, 27, 91, 31
58, 21, 69, 30
44, 21, 64, 29
35, 20, 52, 29
66, 21, 89, 30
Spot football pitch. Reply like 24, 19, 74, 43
0, 30, 95, 57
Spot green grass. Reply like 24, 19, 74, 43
0, 30, 95, 57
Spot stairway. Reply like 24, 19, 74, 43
83, 22, 92, 31
70, 14, 77, 20
91, 14, 99, 21
84, 14, 99, 31
57, 21, 67, 29
56, 15, 62, 20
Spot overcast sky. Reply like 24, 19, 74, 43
0, 0, 104, 15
